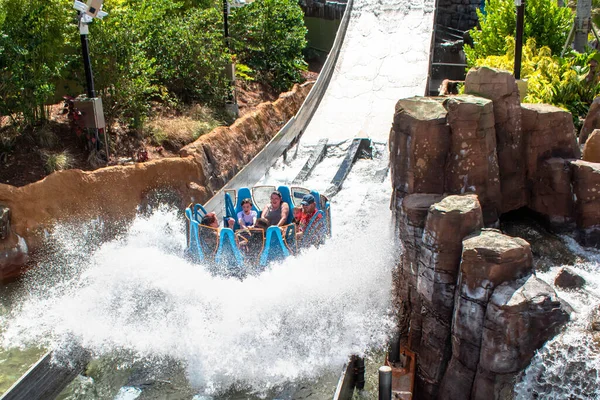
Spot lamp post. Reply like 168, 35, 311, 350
514, 0, 525, 80
73, 0, 109, 158
223, 0, 247, 118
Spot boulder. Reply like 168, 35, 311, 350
530, 158, 574, 226
441, 230, 533, 399
554, 267, 586, 289
579, 96, 600, 145
464, 67, 526, 213
478, 276, 570, 374
570, 160, 600, 229
389, 97, 450, 197
582, 129, 600, 162
0, 205, 9, 240
521, 104, 580, 184
442, 96, 501, 224
0, 231, 28, 281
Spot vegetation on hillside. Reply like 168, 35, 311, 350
0, 0, 308, 141
465, 0, 600, 129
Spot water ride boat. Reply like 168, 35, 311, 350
185, 185, 331, 274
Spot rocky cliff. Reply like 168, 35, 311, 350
390, 67, 588, 399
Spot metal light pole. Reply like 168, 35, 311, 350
514, 0, 525, 80
73, 0, 109, 158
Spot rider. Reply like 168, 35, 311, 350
237, 198, 257, 228
298, 194, 321, 233
261, 190, 290, 227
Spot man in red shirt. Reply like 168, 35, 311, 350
298, 194, 322, 235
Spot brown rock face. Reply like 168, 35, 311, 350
0, 231, 28, 281
579, 97, 600, 145
395, 194, 443, 352
439, 230, 532, 400
418, 194, 484, 321
464, 67, 526, 213
443, 96, 501, 223
471, 276, 571, 400
582, 129, 600, 162
530, 158, 574, 226
554, 267, 586, 289
570, 160, 600, 229
389, 97, 450, 199
415, 195, 484, 398
521, 103, 580, 184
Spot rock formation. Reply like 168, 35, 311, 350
464, 67, 526, 213
582, 129, 600, 162
390, 94, 502, 225
579, 96, 600, 145
390, 67, 582, 399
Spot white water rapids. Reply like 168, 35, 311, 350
2, 0, 599, 397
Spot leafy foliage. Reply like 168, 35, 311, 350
230, 0, 307, 91
470, 38, 600, 129
0, 0, 71, 126
465, 0, 573, 66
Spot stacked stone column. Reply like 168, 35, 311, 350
439, 230, 533, 399
415, 195, 483, 398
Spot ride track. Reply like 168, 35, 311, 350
1, 0, 436, 398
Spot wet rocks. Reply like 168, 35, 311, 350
439, 230, 533, 400
472, 276, 571, 399
0, 230, 28, 281
554, 267, 586, 289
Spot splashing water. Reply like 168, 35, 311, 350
1, 172, 396, 395
514, 235, 600, 399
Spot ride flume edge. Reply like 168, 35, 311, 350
292, 138, 329, 185
0, 350, 89, 400
325, 138, 373, 198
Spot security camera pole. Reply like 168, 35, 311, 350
73, 0, 109, 159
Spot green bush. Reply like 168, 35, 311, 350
230, 0, 307, 91
470, 38, 600, 130
0, 0, 71, 126
465, 0, 573, 66
148, 6, 231, 104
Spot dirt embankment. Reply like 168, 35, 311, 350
0, 81, 314, 280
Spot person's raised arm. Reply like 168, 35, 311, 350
277, 203, 290, 226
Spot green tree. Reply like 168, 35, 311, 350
465, 0, 573, 66
229, 0, 307, 91
0, 0, 71, 126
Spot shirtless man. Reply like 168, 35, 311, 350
261, 190, 290, 226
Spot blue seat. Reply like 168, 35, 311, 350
277, 185, 295, 224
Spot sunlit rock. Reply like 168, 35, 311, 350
442, 96, 501, 224
464, 67, 526, 214
582, 129, 600, 162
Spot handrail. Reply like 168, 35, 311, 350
204, 0, 355, 217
